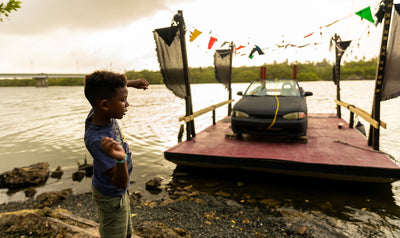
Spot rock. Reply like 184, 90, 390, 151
72, 171, 85, 182
214, 191, 230, 198
77, 158, 93, 177
193, 198, 207, 205
259, 198, 281, 207
129, 191, 143, 206
134, 221, 191, 238
298, 226, 307, 235
174, 190, 189, 197
25, 187, 37, 197
34, 188, 73, 208
50, 166, 63, 179
188, 191, 200, 197
225, 199, 243, 210
145, 177, 163, 194
0, 162, 49, 189
159, 199, 175, 206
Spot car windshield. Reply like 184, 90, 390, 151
244, 79, 301, 96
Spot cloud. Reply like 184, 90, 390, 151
0, 0, 181, 34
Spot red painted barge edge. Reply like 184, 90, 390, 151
164, 113, 400, 183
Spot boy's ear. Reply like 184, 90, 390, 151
100, 99, 110, 111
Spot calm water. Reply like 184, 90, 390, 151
1, 81, 400, 237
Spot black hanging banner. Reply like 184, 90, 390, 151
332, 40, 351, 85
153, 26, 187, 99
214, 49, 232, 89
153, 10, 195, 141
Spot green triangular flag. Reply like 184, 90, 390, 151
355, 6, 375, 23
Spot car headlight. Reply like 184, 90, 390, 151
283, 112, 306, 119
233, 110, 249, 118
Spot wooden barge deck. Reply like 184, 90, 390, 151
164, 113, 400, 183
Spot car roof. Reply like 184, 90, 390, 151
256, 79, 296, 81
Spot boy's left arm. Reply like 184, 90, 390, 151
127, 78, 149, 90
101, 137, 129, 189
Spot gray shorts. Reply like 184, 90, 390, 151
92, 185, 133, 238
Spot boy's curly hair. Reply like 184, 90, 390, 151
84, 70, 127, 107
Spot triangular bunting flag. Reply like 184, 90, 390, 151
255, 45, 264, 55
249, 45, 264, 59
208, 37, 217, 49
189, 29, 202, 42
355, 6, 375, 23
304, 32, 314, 38
236, 45, 245, 50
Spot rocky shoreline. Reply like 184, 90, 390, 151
0, 163, 315, 237
0, 189, 311, 238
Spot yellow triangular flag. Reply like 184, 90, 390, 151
189, 29, 202, 42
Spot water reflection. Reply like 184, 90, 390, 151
171, 166, 400, 237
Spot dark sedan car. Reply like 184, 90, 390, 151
231, 79, 313, 137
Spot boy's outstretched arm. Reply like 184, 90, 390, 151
101, 137, 129, 189
127, 78, 149, 90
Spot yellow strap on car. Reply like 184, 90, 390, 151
267, 78, 279, 130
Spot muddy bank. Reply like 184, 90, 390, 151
0, 191, 312, 238
0, 171, 318, 238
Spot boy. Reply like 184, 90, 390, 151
84, 70, 148, 238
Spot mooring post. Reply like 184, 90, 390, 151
176, 10, 195, 140
227, 42, 234, 116
349, 111, 354, 128
368, 0, 393, 150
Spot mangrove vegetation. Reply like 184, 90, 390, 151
0, 58, 377, 87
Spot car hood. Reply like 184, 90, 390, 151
233, 96, 307, 116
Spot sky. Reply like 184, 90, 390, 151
0, 0, 390, 74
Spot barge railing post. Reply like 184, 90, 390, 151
368, 0, 393, 150
349, 111, 354, 128
331, 34, 351, 119
332, 34, 342, 118
212, 110, 216, 125
227, 42, 234, 116
176, 10, 195, 140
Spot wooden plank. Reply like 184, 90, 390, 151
335, 99, 387, 129
179, 99, 234, 123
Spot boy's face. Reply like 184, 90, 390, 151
107, 86, 129, 119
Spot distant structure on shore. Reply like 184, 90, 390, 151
0, 73, 85, 87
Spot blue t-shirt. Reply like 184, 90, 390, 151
84, 110, 133, 197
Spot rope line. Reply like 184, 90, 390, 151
267, 78, 279, 130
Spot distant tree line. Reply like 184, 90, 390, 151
0, 58, 377, 86
126, 58, 378, 84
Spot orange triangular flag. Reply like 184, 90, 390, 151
304, 32, 314, 38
